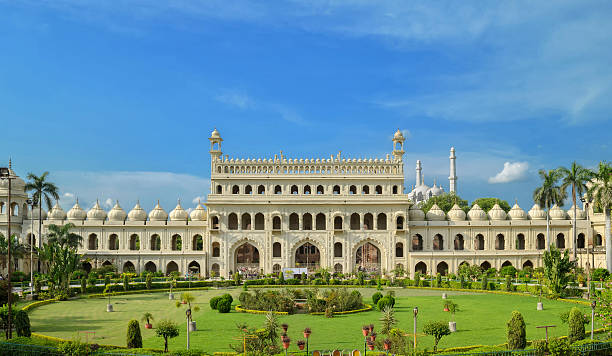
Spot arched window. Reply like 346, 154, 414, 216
212, 242, 220, 257
272, 216, 281, 230
257, 185, 265, 194
303, 213, 313, 230
480, 261, 491, 270
415, 262, 427, 275
363, 213, 373, 230
362, 186, 370, 194
334, 263, 343, 274
377, 213, 387, 230
216, 185, 223, 194
596, 234, 603, 246
0, 202, 4, 214
109, 234, 119, 250
516, 234, 525, 250
228, 213, 238, 230
475, 234, 485, 250
289, 213, 299, 230
171, 234, 182, 251
273, 242, 281, 257
145, 261, 157, 273
241, 213, 251, 230
88, 234, 98, 250
577, 233, 585, 249
495, 234, 505, 250
150, 234, 161, 251
315, 213, 326, 230
211, 263, 220, 276
350, 213, 360, 230
275, 185, 282, 194
375, 185, 382, 194
129, 234, 140, 251
27, 233, 36, 247
502, 260, 512, 268
291, 185, 299, 194
316, 185, 324, 194
334, 216, 343, 230
349, 185, 357, 195
273, 264, 281, 273
396, 216, 404, 230
537, 233, 545, 250
412, 234, 423, 251
556, 233, 565, 248
392, 185, 398, 194
245, 185, 253, 194
10, 203, 18, 216
523, 260, 533, 269
254, 213, 264, 230
192, 235, 203, 251
333, 185, 340, 194
433, 234, 444, 250
454, 234, 464, 250
232, 185, 239, 194
304, 185, 311, 195
211, 216, 219, 230
437, 262, 449, 276
396, 242, 404, 257
334, 242, 342, 257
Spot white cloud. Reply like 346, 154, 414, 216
215, 90, 306, 125
192, 196, 206, 204
62, 192, 74, 198
103, 198, 114, 208
488, 162, 529, 184
214, 92, 254, 109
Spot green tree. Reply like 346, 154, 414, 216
155, 319, 179, 352
543, 245, 575, 296
14, 309, 31, 337
558, 162, 593, 260
379, 306, 396, 336
145, 273, 152, 290
471, 198, 512, 213
0, 233, 26, 272
420, 193, 468, 213
533, 169, 566, 250
506, 311, 526, 350
39, 224, 83, 291
123, 274, 130, 291
126, 319, 143, 348
25, 172, 59, 262
47, 223, 83, 250
278, 271, 285, 285
588, 161, 612, 271
567, 307, 586, 343
422, 320, 451, 351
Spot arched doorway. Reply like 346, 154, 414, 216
480, 261, 491, 271
82, 262, 92, 273
415, 262, 427, 275
166, 261, 179, 275
522, 260, 533, 269
235, 242, 260, 276
188, 261, 200, 275
102, 260, 112, 267
295, 242, 320, 270
437, 262, 449, 276
355, 242, 381, 273
502, 260, 512, 268
144, 261, 157, 273
123, 261, 136, 273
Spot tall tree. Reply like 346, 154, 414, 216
47, 223, 83, 250
419, 193, 469, 213
533, 169, 566, 250
41, 224, 83, 291
557, 162, 593, 260
588, 162, 612, 271
471, 198, 512, 213
0, 233, 25, 272
24, 172, 59, 272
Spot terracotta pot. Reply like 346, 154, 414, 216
304, 331, 311, 339
145, 323, 152, 329
362, 329, 369, 337
182, 301, 187, 304
282, 342, 290, 349
298, 344, 305, 350
444, 307, 449, 312
370, 334, 377, 342
384, 343, 390, 351
368, 344, 375, 351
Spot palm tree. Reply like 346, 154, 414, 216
588, 162, 612, 271
558, 162, 593, 260
25, 172, 59, 271
47, 223, 83, 250
533, 169, 566, 250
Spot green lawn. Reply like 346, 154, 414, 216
26, 288, 599, 353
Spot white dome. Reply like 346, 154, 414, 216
190, 202, 207, 221
488, 204, 507, 220
447, 204, 466, 221
426, 204, 446, 221
210, 128, 221, 139
408, 205, 425, 221
567, 205, 586, 220
149, 201, 168, 222
28, 205, 47, 220
427, 182, 445, 197
66, 200, 87, 221
549, 204, 567, 220
87, 200, 108, 221
128, 202, 147, 221
108, 201, 127, 222
48, 202, 66, 220
169, 201, 189, 221
528, 204, 546, 220
0, 168, 26, 193
393, 129, 404, 141
467, 204, 487, 221
411, 183, 431, 202
508, 203, 527, 220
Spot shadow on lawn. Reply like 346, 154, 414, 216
33, 315, 116, 333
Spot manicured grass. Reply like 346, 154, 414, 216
26, 288, 599, 353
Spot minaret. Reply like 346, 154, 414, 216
416, 160, 423, 186
449, 147, 457, 193
209, 128, 223, 193
392, 129, 405, 160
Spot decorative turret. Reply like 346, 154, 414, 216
209, 128, 223, 161
48, 202, 67, 220
508, 203, 527, 220
467, 204, 487, 221
449, 147, 457, 193
448, 204, 466, 221
190, 200, 207, 221
169, 201, 189, 221
408, 204, 425, 221
128, 201, 147, 221
549, 204, 567, 220
528, 204, 546, 220
66, 200, 87, 221
392, 129, 405, 160
149, 201, 168, 222
426, 204, 446, 221
567, 205, 586, 220
108, 201, 127, 222
87, 200, 108, 221
488, 204, 507, 220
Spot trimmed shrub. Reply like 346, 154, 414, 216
459, 275, 466, 289
531, 339, 547, 356
377, 297, 394, 310
504, 275, 512, 291
548, 338, 570, 356
414, 273, 420, 287
436, 273, 442, 288
123, 275, 130, 291
126, 319, 143, 348
372, 292, 383, 306
209, 296, 221, 310
14, 310, 31, 337
506, 311, 526, 350
145, 273, 152, 290
80, 276, 87, 293
568, 307, 586, 343
217, 298, 232, 313
481, 275, 488, 290
278, 271, 285, 285
221, 293, 233, 304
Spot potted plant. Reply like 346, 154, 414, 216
297, 340, 305, 350
169, 279, 176, 300
370, 331, 377, 342
383, 338, 391, 353
303, 327, 312, 339
282, 337, 291, 352
176, 292, 200, 331
282, 323, 289, 333
577, 273, 585, 288
367, 340, 375, 351
446, 300, 458, 332
142, 312, 154, 329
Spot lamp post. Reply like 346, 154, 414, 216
26, 199, 34, 300
413, 307, 419, 355
186, 308, 191, 349
591, 301, 596, 340
0, 164, 14, 339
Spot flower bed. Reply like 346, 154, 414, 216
235, 305, 289, 315
310, 303, 372, 315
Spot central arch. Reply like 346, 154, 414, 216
355, 240, 381, 274
234, 241, 261, 275
294, 241, 321, 270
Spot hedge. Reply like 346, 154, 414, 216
310, 303, 373, 315
235, 305, 289, 315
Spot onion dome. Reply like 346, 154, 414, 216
28, 205, 47, 220
488, 204, 507, 220
66, 200, 87, 221
108, 201, 127, 222
408, 205, 425, 221
447, 204, 466, 221
210, 128, 221, 139
567, 205, 586, 220
528, 204, 546, 220
48, 202, 67, 220
169, 201, 189, 221
148, 201, 168, 222
467, 204, 487, 221
426, 203, 446, 221
508, 203, 527, 220
128, 201, 147, 221
87, 200, 108, 221
190, 201, 207, 221
393, 129, 404, 141
549, 204, 567, 220
0, 166, 26, 192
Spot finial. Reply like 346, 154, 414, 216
76, 197, 79, 204
8, 158, 11, 170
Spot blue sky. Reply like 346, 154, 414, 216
0, 1, 610, 213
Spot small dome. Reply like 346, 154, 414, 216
393, 129, 404, 141
567, 205, 586, 220
488, 204, 507, 220
210, 128, 221, 139
48, 202, 67, 220
468, 204, 487, 221
108, 201, 127, 222
426, 204, 446, 221
169, 201, 189, 221
408, 205, 425, 221
0, 168, 26, 192
528, 204, 546, 220
508, 203, 527, 220
549, 204, 567, 220
28, 205, 47, 220
427, 182, 445, 197
66, 200, 87, 221
448, 204, 466, 221
128, 202, 147, 221
190, 201, 207, 221
87, 200, 108, 221
149, 201, 168, 222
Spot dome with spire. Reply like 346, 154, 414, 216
108, 201, 127, 222
528, 204, 546, 220
48, 202, 66, 220
190, 201, 207, 221
66, 200, 87, 221
128, 202, 147, 221
488, 204, 507, 220
87, 200, 108, 221
0, 162, 26, 192
169, 201, 189, 221
426, 181, 445, 197
393, 129, 404, 141
447, 204, 466, 221
149, 201, 168, 222
508, 203, 527, 220
567, 205, 586, 220
210, 128, 221, 139
549, 204, 567, 220
426, 204, 446, 221
408, 204, 425, 221
28, 205, 47, 220
467, 204, 487, 220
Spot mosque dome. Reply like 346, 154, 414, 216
528, 204, 546, 220
488, 204, 507, 220
427, 182, 445, 197
447, 204, 466, 221
426, 204, 446, 221
408, 205, 425, 221
210, 128, 221, 139
393, 129, 404, 141
66, 200, 87, 221
48, 202, 67, 220
190, 202, 207, 221
128, 202, 147, 221
508, 203, 527, 220
567, 205, 586, 220
549, 204, 567, 220
149, 201, 168, 222
108, 201, 127, 222
467, 204, 487, 221
411, 183, 431, 202
28, 205, 47, 220
87, 200, 108, 221
169, 201, 189, 221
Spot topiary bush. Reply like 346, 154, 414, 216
126, 319, 143, 348
481, 275, 488, 290
372, 292, 383, 306
506, 311, 526, 350
145, 273, 152, 290
14, 310, 31, 337
436, 273, 442, 288
80, 276, 87, 294
377, 297, 394, 310
221, 293, 233, 304
217, 298, 232, 313
531, 339, 547, 356
505, 275, 512, 291
414, 273, 420, 287
209, 296, 221, 310
568, 307, 586, 343
548, 338, 570, 356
